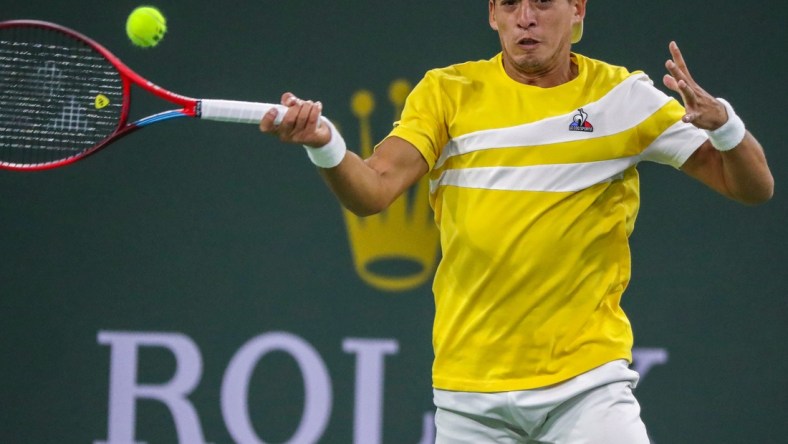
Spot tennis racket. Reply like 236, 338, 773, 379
0, 19, 305, 171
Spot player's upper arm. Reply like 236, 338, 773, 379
365, 135, 430, 206
680, 139, 730, 197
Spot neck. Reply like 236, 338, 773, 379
502, 52, 578, 88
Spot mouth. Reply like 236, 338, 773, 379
517, 37, 540, 49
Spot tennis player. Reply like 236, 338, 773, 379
260, 0, 774, 442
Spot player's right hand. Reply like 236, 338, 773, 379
259, 92, 332, 148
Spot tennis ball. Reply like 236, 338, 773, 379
126, 6, 167, 48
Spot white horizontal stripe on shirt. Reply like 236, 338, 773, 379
434, 73, 670, 169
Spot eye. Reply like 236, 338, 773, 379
532, 0, 553, 9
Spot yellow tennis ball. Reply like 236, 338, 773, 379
126, 6, 167, 48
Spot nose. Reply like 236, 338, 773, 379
516, 3, 537, 30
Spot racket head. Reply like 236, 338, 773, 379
0, 20, 131, 170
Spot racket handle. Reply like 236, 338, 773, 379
199, 99, 287, 125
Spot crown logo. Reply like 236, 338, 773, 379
342, 80, 440, 292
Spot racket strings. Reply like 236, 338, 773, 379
0, 25, 124, 167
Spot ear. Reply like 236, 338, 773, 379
574, 0, 587, 23
489, 0, 499, 31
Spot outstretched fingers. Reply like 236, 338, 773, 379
668, 41, 695, 84
663, 41, 702, 122
661, 41, 729, 130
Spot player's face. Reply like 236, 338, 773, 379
489, 0, 583, 81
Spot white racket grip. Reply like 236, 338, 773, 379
199, 99, 286, 125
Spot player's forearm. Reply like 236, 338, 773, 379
317, 150, 398, 216
720, 133, 774, 205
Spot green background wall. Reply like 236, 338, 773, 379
1, 1, 785, 443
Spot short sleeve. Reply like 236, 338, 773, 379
635, 79, 708, 168
385, 70, 449, 170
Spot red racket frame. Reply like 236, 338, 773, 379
0, 20, 201, 170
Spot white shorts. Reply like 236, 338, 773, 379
433, 360, 650, 444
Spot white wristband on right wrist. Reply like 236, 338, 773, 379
303, 118, 347, 168
705, 98, 746, 152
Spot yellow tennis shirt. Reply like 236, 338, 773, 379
387, 53, 708, 392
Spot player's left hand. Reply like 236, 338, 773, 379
662, 41, 728, 131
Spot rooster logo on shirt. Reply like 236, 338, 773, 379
568, 108, 594, 132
